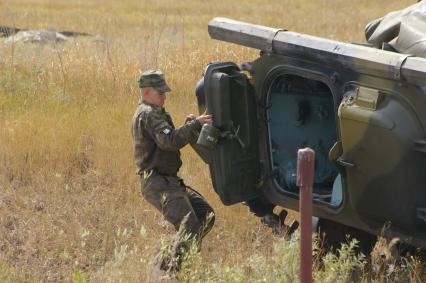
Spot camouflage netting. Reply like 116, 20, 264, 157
365, 1, 426, 58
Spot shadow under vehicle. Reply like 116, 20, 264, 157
193, 3, 426, 252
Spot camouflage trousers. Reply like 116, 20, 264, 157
141, 170, 215, 269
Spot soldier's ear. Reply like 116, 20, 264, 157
141, 87, 151, 97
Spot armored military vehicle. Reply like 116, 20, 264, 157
193, 2, 426, 251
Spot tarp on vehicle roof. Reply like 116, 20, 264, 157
365, 1, 426, 58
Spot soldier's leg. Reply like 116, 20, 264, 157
141, 174, 202, 234
141, 174, 203, 271
184, 186, 215, 239
164, 184, 215, 271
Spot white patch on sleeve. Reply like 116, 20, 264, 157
162, 128, 171, 135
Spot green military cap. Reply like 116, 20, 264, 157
138, 70, 171, 92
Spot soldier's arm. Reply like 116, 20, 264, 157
144, 110, 202, 151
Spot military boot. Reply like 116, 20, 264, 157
261, 209, 299, 239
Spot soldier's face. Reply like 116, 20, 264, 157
142, 87, 166, 107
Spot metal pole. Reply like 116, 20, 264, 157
297, 148, 315, 283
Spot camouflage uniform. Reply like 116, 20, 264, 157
132, 71, 215, 270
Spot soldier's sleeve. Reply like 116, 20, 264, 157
143, 110, 202, 151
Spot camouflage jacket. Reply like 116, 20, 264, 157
132, 100, 201, 175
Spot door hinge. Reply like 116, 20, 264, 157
336, 157, 355, 168
417, 207, 426, 222
414, 140, 426, 153
417, 208, 426, 222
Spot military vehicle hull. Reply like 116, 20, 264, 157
194, 17, 426, 249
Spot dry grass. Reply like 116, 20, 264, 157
0, 0, 422, 282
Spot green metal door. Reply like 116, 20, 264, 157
202, 62, 261, 205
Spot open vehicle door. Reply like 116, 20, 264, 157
195, 62, 261, 205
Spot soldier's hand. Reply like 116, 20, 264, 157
196, 114, 212, 126
184, 114, 196, 124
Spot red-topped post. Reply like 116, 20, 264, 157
296, 148, 315, 283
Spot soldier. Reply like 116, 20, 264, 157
132, 70, 215, 272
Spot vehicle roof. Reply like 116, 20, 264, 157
208, 17, 426, 86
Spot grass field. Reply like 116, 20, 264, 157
0, 0, 423, 282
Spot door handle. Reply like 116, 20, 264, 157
221, 123, 246, 149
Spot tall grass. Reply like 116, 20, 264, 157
0, 0, 421, 282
